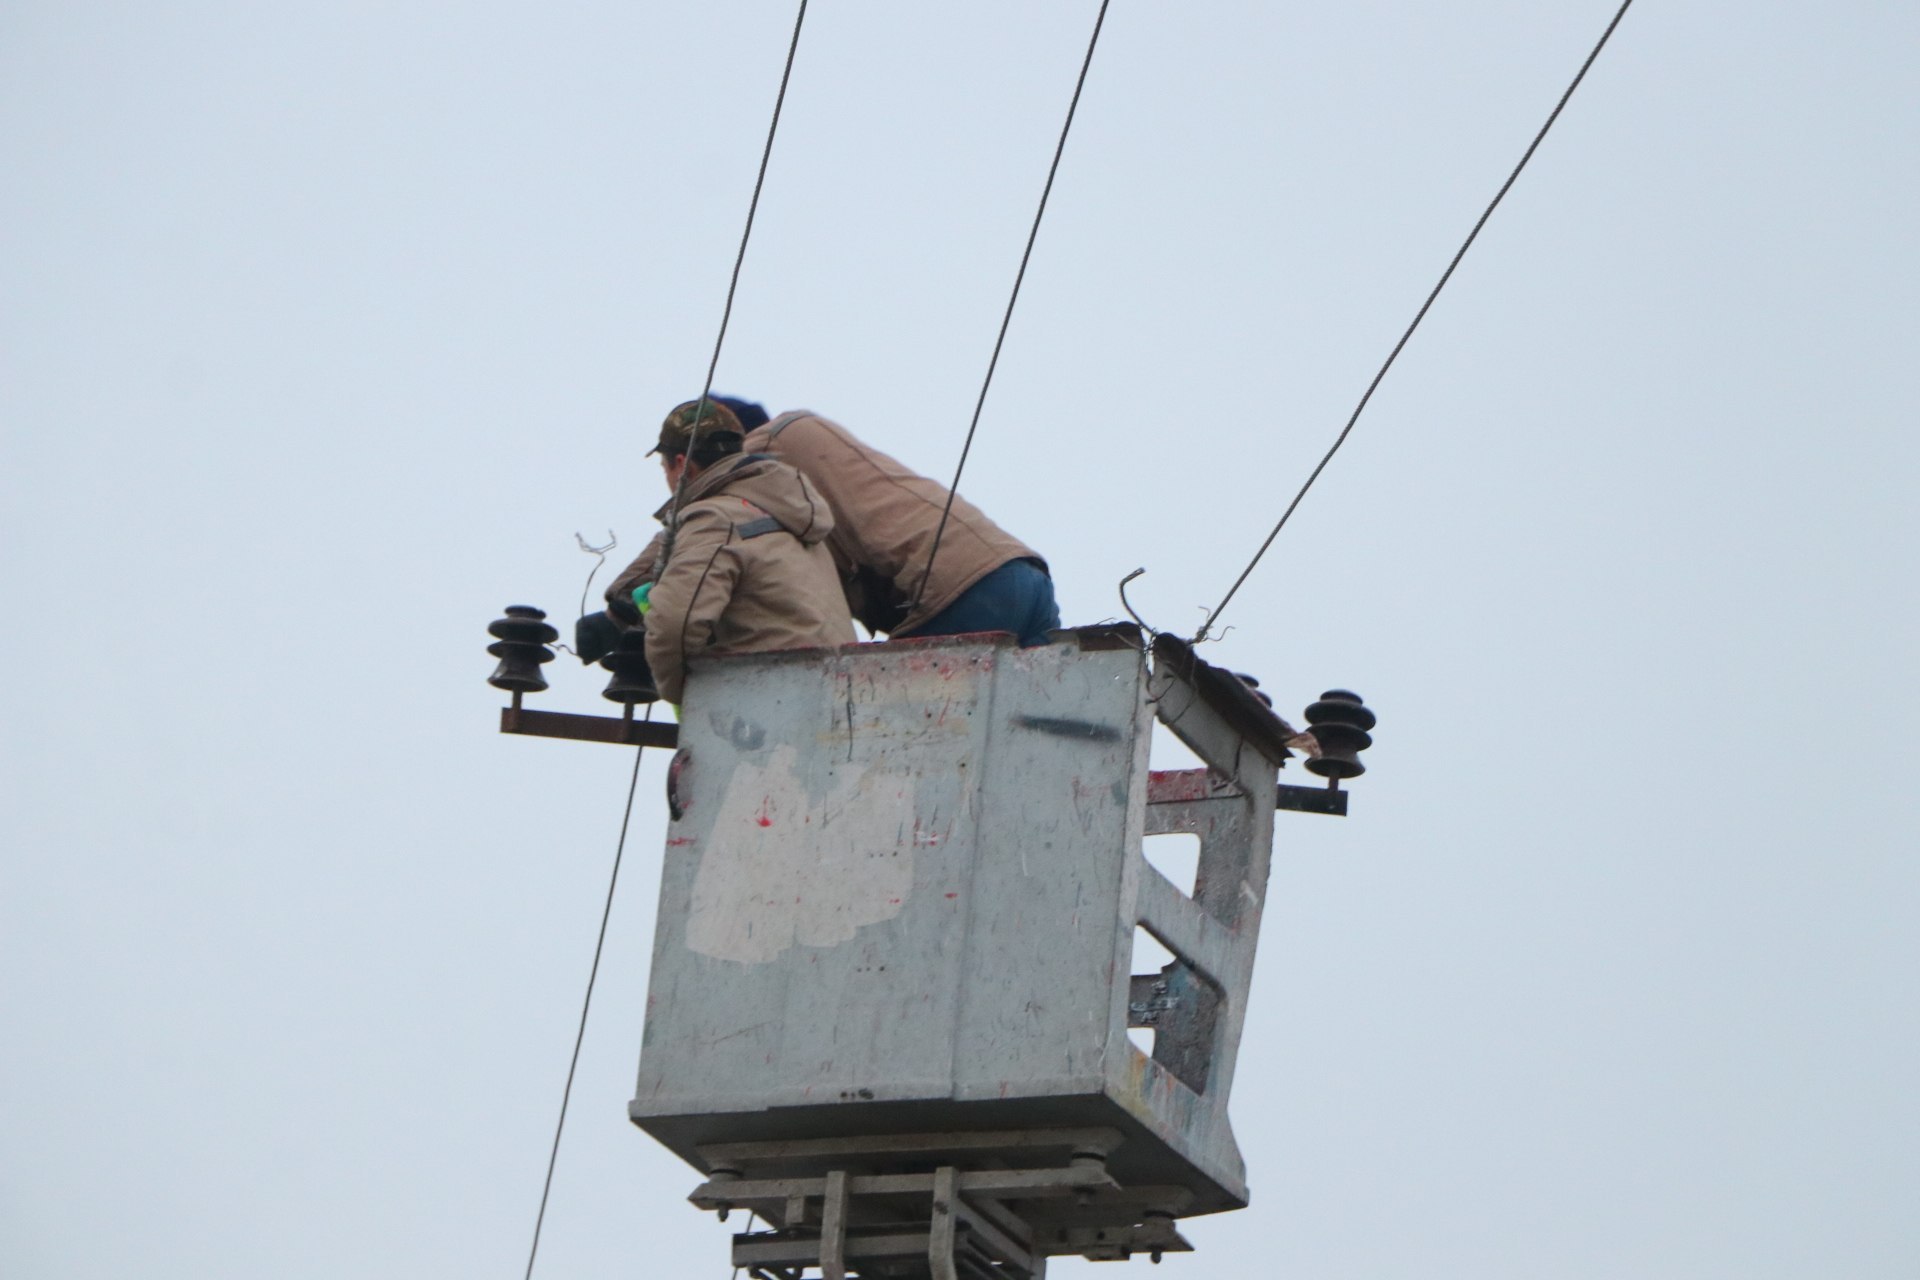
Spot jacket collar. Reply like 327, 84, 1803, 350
652, 452, 772, 523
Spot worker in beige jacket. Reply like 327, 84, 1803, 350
616, 399, 855, 706
716, 397, 1059, 644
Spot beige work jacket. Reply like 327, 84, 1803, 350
637, 452, 855, 705
742, 411, 1044, 636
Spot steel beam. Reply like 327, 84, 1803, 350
497, 705, 677, 749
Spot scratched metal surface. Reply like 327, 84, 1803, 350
629, 631, 1280, 1215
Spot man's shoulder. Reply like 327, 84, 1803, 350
748, 410, 860, 451
678, 473, 790, 528
667, 496, 742, 541
702, 453, 810, 500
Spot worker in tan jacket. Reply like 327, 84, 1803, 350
612, 399, 855, 706
711, 397, 1059, 644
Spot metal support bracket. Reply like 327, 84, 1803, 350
1275, 782, 1348, 816
497, 704, 678, 750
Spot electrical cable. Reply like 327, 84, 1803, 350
1191, 0, 1637, 643
523, 13, 809, 1265
660, 0, 810, 568
522, 712, 651, 1280
910, 0, 1111, 614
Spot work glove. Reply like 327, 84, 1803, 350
574, 611, 622, 665
606, 592, 640, 626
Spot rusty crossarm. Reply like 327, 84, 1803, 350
498, 706, 678, 749
1275, 783, 1348, 816
1149, 767, 1348, 817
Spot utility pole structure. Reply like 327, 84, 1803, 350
488, 615, 1373, 1276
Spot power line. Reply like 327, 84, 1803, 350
522, 726, 648, 1279
911, 0, 1112, 614
524, 10, 808, 1267
1192, 0, 1638, 643
661, 0, 811, 565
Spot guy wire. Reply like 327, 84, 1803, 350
1191, 0, 1637, 643
910, 0, 1111, 615
523, 707, 652, 1280
661, 0, 810, 571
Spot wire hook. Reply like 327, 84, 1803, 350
1117, 567, 1157, 637
575, 529, 617, 619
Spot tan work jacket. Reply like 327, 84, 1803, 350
742, 411, 1043, 637
632, 452, 854, 705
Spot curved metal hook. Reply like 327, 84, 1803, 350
1117, 567, 1156, 637
575, 529, 618, 619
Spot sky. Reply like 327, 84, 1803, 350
3, 1, 1916, 1277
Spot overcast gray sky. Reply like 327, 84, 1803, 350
4, 2, 1916, 1277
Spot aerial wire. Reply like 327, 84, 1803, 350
523, 710, 650, 1279
1191, 0, 1638, 643
522, 6, 810, 1271
911, 0, 1112, 613
661, 0, 811, 567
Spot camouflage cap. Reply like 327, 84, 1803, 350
649, 397, 745, 457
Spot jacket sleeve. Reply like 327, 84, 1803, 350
604, 531, 667, 625
642, 508, 738, 705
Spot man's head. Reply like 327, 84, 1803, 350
709, 395, 770, 431
651, 398, 745, 486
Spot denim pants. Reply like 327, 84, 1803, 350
910, 558, 1061, 647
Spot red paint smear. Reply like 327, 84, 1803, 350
665, 837, 695, 846
756, 816, 773, 827
945, 892, 959, 899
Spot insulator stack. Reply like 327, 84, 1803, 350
486, 605, 558, 693
1232, 672, 1274, 708
601, 628, 660, 704
1302, 689, 1375, 782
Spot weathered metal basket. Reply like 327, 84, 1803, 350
629, 625, 1315, 1271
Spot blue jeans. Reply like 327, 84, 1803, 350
912, 558, 1061, 646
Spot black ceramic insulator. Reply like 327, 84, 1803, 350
1231, 672, 1274, 708
486, 605, 559, 693
1303, 689, 1375, 780
601, 627, 660, 704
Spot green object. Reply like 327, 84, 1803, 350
632, 582, 653, 616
